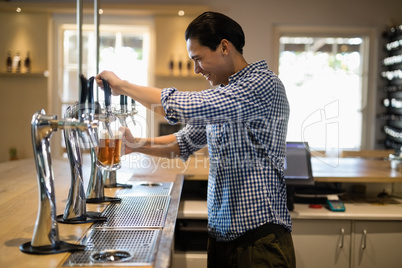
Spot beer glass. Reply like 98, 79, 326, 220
96, 120, 123, 171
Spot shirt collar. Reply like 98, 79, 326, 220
227, 60, 268, 84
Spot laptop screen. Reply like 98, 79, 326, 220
284, 142, 314, 185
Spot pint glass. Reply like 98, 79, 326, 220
96, 122, 123, 171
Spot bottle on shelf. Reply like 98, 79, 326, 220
178, 58, 183, 76
24, 51, 31, 73
6, 50, 12, 72
187, 59, 193, 76
169, 54, 175, 76
13, 51, 21, 73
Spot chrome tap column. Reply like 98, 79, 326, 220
86, 79, 121, 203
58, 75, 109, 222
20, 109, 94, 254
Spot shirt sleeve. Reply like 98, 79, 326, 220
174, 124, 207, 161
161, 87, 180, 125
160, 74, 278, 126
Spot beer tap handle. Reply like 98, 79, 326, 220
79, 74, 87, 104
103, 79, 112, 112
120, 95, 124, 111
101, 79, 115, 138
94, 101, 101, 115
78, 75, 88, 120
87, 76, 95, 116
120, 95, 128, 113
131, 98, 136, 111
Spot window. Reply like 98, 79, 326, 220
274, 26, 375, 154
61, 24, 149, 139
51, 14, 153, 156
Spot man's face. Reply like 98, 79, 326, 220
186, 38, 230, 86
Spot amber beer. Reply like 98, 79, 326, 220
97, 130, 122, 170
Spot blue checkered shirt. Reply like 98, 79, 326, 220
161, 60, 291, 242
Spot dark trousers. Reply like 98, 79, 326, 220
207, 223, 296, 268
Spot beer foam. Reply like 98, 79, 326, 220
99, 129, 123, 139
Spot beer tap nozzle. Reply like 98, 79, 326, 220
116, 95, 129, 127
129, 98, 138, 125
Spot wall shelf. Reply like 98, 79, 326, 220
0, 71, 48, 78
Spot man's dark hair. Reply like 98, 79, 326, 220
185, 11, 245, 54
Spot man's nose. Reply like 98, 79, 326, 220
194, 62, 201, 74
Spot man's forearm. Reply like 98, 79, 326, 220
120, 81, 166, 117
127, 134, 180, 159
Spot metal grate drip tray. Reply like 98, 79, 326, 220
116, 181, 173, 197
62, 228, 160, 267
93, 196, 171, 228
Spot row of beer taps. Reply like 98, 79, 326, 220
20, 75, 137, 255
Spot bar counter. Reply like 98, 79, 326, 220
2, 152, 402, 267
0, 154, 185, 268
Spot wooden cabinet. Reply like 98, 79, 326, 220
292, 219, 402, 268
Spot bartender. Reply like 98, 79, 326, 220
96, 11, 295, 268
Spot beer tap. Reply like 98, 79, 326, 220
117, 95, 129, 126
57, 75, 108, 223
103, 94, 133, 189
20, 110, 94, 254
130, 98, 138, 124
86, 78, 121, 203
100, 79, 116, 137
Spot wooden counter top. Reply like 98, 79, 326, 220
311, 157, 402, 183
174, 154, 402, 183
0, 155, 183, 268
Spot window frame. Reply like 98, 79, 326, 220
272, 25, 378, 150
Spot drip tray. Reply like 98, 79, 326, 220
62, 228, 160, 267
93, 196, 171, 228
116, 181, 173, 197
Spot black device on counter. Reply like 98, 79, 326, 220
284, 142, 346, 211
284, 142, 314, 185
284, 142, 315, 211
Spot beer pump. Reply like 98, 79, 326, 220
103, 94, 137, 189
20, 110, 96, 254
85, 78, 121, 203
57, 75, 109, 223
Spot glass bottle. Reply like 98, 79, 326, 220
13, 51, 21, 73
6, 50, 12, 72
24, 51, 31, 73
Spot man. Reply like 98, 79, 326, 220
96, 11, 295, 268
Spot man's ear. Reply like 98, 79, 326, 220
220, 39, 230, 55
